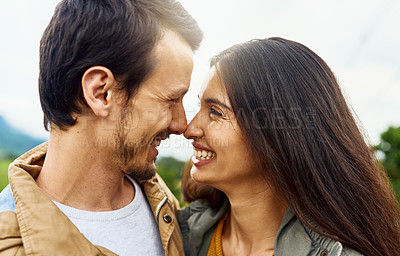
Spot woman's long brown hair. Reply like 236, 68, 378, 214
182, 37, 400, 255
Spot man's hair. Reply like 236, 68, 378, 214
39, 0, 203, 130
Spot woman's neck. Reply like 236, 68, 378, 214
222, 182, 287, 255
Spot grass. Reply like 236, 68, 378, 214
0, 159, 12, 191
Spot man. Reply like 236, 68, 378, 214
0, 0, 202, 255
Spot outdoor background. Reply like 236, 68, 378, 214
0, 0, 399, 203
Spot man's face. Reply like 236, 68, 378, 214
112, 30, 194, 180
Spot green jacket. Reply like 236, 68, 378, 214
178, 199, 364, 256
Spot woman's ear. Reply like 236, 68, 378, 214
81, 66, 115, 117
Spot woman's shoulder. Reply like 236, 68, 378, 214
276, 208, 365, 256
304, 223, 364, 256
178, 198, 229, 224
178, 199, 229, 256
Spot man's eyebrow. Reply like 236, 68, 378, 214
174, 88, 188, 96
170, 88, 188, 98
203, 97, 232, 111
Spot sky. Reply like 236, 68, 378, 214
0, 0, 399, 160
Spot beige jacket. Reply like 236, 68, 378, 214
0, 143, 184, 256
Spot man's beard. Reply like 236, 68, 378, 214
112, 109, 156, 181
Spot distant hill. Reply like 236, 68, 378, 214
0, 116, 45, 158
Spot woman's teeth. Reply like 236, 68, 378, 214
193, 149, 216, 160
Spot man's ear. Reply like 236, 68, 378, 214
81, 66, 115, 117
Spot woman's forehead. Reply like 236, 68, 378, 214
199, 67, 229, 105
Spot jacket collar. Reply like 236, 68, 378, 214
137, 174, 168, 220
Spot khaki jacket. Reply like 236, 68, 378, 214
0, 143, 184, 256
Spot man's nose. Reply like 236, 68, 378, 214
184, 111, 203, 140
168, 104, 187, 135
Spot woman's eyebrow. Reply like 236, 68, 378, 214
203, 97, 232, 111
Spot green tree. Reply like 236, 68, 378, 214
375, 126, 400, 200
156, 157, 185, 203
0, 159, 12, 191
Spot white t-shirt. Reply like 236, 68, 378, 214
53, 176, 164, 256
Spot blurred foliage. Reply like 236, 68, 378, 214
0, 159, 12, 191
156, 156, 185, 203
375, 126, 400, 201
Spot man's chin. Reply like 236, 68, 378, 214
124, 162, 157, 181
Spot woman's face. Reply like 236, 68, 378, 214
184, 67, 259, 190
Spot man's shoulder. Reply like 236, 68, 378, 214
0, 191, 22, 253
0, 185, 16, 212
0, 208, 23, 255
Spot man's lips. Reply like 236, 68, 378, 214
151, 131, 170, 147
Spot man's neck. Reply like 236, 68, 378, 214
36, 127, 135, 212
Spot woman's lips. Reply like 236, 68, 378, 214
192, 141, 214, 152
191, 155, 215, 167
192, 142, 216, 167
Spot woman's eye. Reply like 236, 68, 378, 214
208, 107, 222, 117
170, 98, 180, 103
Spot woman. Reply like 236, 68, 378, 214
178, 37, 400, 256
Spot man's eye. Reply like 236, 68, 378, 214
170, 98, 180, 103
208, 107, 222, 117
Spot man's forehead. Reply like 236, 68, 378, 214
145, 30, 194, 96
